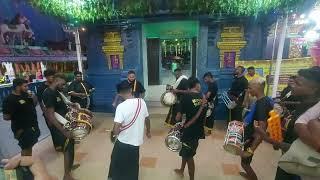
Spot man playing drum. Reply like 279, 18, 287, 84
174, 77, 207, 180
203, 72, 218, 135
165, 68, 189, 127
229, 66, 248, 121
255, 67, 320, 180
36, 69, 63, 151
68, 71, 95, 109
108, 81, 151, 180
239, 78, 273, 180
42, 74, 79, 180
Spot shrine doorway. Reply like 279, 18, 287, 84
142, 21, 199, 102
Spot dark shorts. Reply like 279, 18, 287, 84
108, 140, 139, 180
179, 139, 199, 159
241, 139, 254, 165
231, 105, 244, 121
50, 126, 74, 152
15, 127, 40, 150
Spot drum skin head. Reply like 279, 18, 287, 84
72, 128, 89, 141
223, 144, 242, 155
165, 135, 182, 152
161, 92, 176, 107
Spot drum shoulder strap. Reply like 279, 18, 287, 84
120, 98, 142, 132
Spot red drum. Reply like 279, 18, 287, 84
223, 121, 244, 155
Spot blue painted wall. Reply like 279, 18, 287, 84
86, 26, 143, 112
87, 20, 267, 119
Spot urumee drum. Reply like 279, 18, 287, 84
165, 123, 182, 152
65, 108, 93, 141
223, 121, 244, 155
54, 108, 92, 140
160, 91, 177, 107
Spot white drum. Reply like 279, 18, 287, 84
160, 91, 177, 107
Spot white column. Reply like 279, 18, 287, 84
272, 16, 288, 98
75, 28, 83, 73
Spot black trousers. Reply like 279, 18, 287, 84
44, 116, 61, 150
108, 140, 140, 180
230, 105, 244, 121
50, 126, 75, 169
204, 106, 216, 130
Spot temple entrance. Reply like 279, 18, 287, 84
147, 38, 196, 86
142, 21, 199, 102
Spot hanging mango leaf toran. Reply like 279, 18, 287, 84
30, 0, 305, 22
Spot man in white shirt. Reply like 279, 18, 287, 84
108, 81, 151, 180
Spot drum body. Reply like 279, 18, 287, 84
165, 128, 182, 152
160, 91, 177, 107
223, 121, 244, 155
66, 108, 93, 140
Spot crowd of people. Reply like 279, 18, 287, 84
1, 65, 320, 180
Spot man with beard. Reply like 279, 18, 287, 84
165, 68, 189, 127
229, 66, 248, 121
203, 72, 218, 135
123, 70, 145, 98
42, 74, 79, 180
255, 67, 320, 180
36, 69, 61, 151
68, 71, 94, 109
2, 78, 39, 156
174, 77, 207, 180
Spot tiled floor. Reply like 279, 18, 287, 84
31, 110, 281, 180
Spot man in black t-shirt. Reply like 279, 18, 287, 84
68, 71, 94, 109
203, 72, 218, 135
42, 73, 78, 180
165, 68, 189, 126
239, 78, 273, 180
2, 78, 39, 156
229, 66, 248, 121
36, 69, 62, 151
174, 77, 206, 180
255, 67, 320, 180
122, 70, 145, 98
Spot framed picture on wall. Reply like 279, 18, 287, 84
110, 55, 120, 69
223, 52, 236, 68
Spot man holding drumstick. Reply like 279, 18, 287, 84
239, 78, 273, 180
42, 74, 79, 180
174, 77, 207, 180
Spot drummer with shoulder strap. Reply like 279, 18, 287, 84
42, 73, 80, 180
108, 81, 151, 180
203, 72, 218, 136
165, 68, 189, 127
238, 78, 273, 180
173, 77, 207, 180
68, 71, 95, 109
255, 67, 320, 180
229, 66, 248, 121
